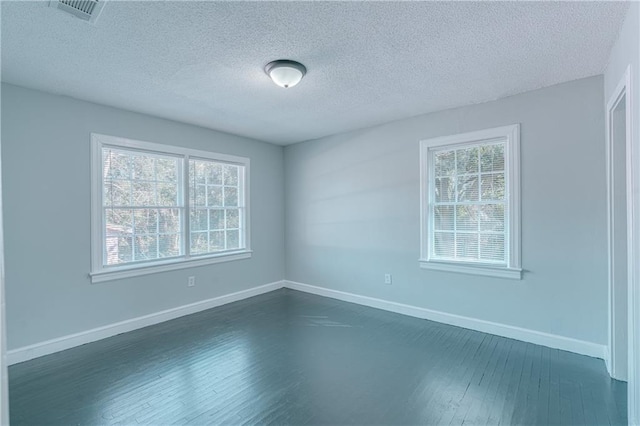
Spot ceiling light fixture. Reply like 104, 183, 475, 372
265, 60, 307, 88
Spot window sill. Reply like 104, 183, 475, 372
419, 259, 522, 280
90, 250, 253, 283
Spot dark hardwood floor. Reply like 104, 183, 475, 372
9, 288, 626, 425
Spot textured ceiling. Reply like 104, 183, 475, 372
1, 1, 629, 145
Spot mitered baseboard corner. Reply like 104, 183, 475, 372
8, 279, 606, 365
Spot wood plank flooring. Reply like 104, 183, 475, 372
9, 289, 626, 425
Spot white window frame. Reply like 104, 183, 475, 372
419, 124, 521, 279
90, 133, 251, 283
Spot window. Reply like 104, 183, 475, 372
91, 134, 250, 283
419, 125, 521, 279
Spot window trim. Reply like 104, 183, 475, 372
419, 124, 521, 279
90, 133, 251, 283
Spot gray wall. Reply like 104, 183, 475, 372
0, 74, 611, 351
1, 83, 285, 350
285, 76, 607, 345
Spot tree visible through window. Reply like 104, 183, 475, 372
432, 143, 506, 263
189, 159, 243, 255
420, 125, 521, 279
92, 134, 250, 280
103, 148, 182, 265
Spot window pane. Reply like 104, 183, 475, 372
193, 184, 206, 206
226, 230, 240, 249
106, 208, 133, 266
159, 234, 180, 258
190, 232, 208, 255
480, 144, 504, 172
207, 163, 223, 185
456, 233, 479, 260
190, 209, 207, 231
209, 230, 225, 251
106, 236, 132, 265
456, 147, 479, 174
434, 206, 454, 231
224, 165, 239, 186
492, 144, 505, 172
157, 183, 178, 206
133, 209, 158, 235
156, 158, 177, 182
191, 161, 206, 184
479, 204, 504, 232
210, 209, 224, 230
481, 173, 505, 201
435, 177, 455, 202
207, 186, 223, 207
158, 209, 180, 234
226, 209, 239, 229
433, 232, 454, 258
104, 151, 130, 179
480, 234, 505, 262
106, 209, 132, 233
134, 235, 158, 260
457, 175, 479, 202
224, 187, 238, 207
132, 156, 155, 180
132, 182, 154, 206
434, 151, 455, 176
104, 181, 131, 206
456, 205, 478, 231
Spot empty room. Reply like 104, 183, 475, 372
0, 1, 639, 425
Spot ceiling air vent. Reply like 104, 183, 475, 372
49, 0, 106, 23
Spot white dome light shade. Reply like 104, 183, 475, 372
269, 67, 303, 88
265, 60, 307, 88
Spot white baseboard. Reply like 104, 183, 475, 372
8, 280, 285, 365
284, 280, 606, 360
604, 347, 612, 376
8, 279, 607, 365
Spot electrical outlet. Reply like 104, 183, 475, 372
384, 273, 392, 285
188, 276, 196, 287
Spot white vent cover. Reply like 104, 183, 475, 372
49, 0, 105, 23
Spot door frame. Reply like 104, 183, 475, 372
0, 4, 8, 421
605, 64, 640, 425
0, 120, 6, 426
606, 65, 633, 382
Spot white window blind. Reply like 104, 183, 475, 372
419, 125, 521, 279
91, 134, 251, 282
431, 142, 506, 264
102, 148, 183, 266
